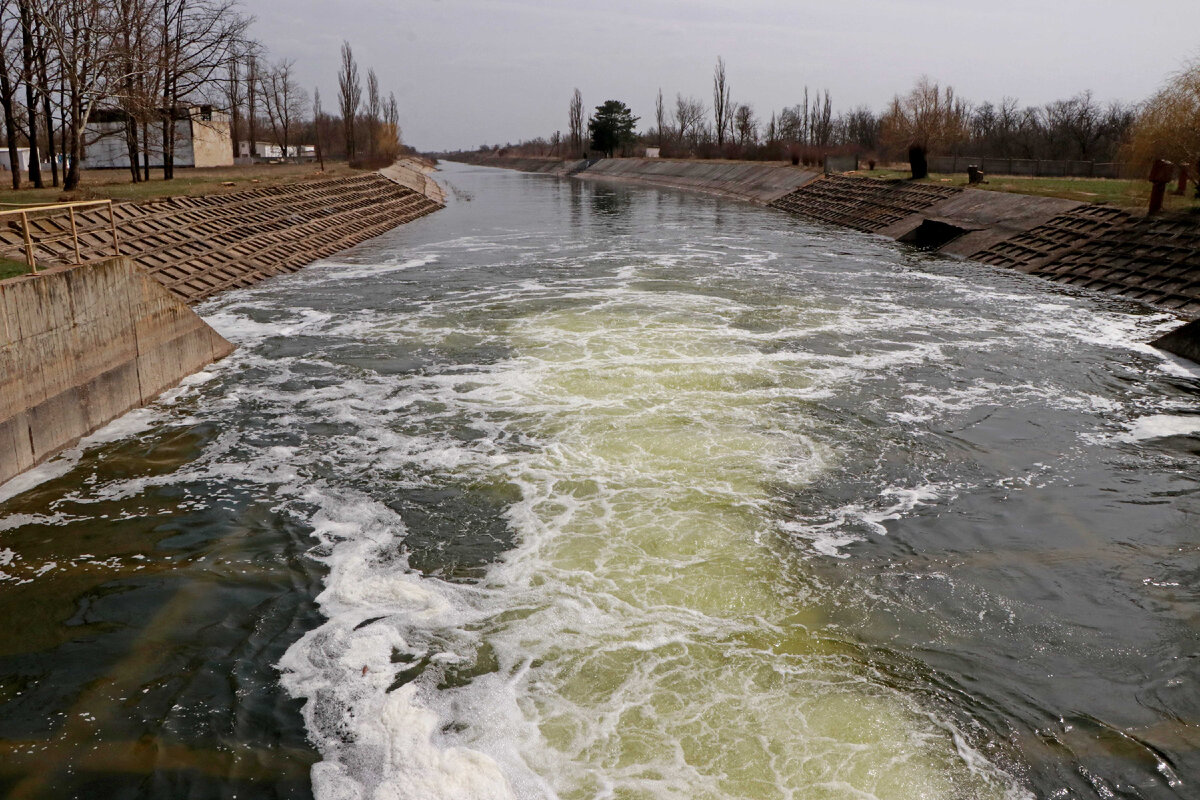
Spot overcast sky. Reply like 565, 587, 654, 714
240, 0, 1200, 152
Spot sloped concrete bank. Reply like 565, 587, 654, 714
0, 158, 445, 304
0, 159, 445, 486
0, 256, 233, 486
461, 156, 1200, 358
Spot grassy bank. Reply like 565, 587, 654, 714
0, 162, 365, 206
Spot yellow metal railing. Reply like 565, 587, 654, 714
0, 199, 120, 274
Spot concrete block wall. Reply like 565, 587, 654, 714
0, 257, 234, 486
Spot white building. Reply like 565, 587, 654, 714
0, 147, 52, 174
82, 105, 234, 170
238, 141, 317, 161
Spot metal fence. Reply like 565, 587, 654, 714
0, 199, 120, 274
928, 156, 1126, 179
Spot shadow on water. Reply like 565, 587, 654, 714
0, 423, 323, 800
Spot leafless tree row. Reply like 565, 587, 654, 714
477, 58, 1142, 167
0, 0, 253, 190
0, 3, 410, 192
332, 40, 403, 168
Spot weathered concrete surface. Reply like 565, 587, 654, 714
968, 205, 1133, 274
1151, 319, 1200, 363
380, 157, 448, 204
887, 191, 1083, 256
457, 156, 588, 176
0, 256, 233, 486
577, 158, 818, 204
1016, 212, 1200, 318
453, 156, 819, 203
771, 175, 961, 232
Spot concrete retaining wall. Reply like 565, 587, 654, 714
452, 156, 818, 204
574, 158, 818, 204
459, 156, 588, 176
0, 256, 233, 486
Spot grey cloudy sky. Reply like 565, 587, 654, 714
240, 0, 1200, 152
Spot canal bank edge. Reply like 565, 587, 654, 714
0, 157, 445, 304
0, 255, 234, 486
0, 159, 447, 487
459, 156, 1200, 362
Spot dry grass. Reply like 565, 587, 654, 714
0, 161, 366, 207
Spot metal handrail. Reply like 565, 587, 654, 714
0, 199, 121, 274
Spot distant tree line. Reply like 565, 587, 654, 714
467, 57, 1154, 169
0, 1, 408, 193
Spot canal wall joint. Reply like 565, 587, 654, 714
0, 255, 234, 486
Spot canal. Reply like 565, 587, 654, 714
1, 161, 1197, 799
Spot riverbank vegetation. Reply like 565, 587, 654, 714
0, 2, 412, 199
455, 55, 1200, 199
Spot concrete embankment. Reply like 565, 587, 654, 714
0, 256, 233, 485
0, 159, 446, 486
577, 158, 819, 204
0, 158, 445, 304
465, 156, 1200, 350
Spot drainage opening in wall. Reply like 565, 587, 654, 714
898, 218, 970, 250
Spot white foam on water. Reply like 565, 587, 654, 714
1120, 414, 1200, 442
264, 268, 1031, 800
313, 253, 441, 283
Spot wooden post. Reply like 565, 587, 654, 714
21, 211, 35, 273
1148, 159, 1173, 215
108, 201, 120, 256
1173, 164, 1189, 196
68, 207, 82, 264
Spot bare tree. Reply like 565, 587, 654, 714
261, 57, 305, 159
312, 85, 323, 170
365, 66, 379, 157
0, 0, 21, 188
734, 103, 755, 147
879, 76, 971, 158
157, 0, 249, 179
16, 0, 40, 186
655, 87, 666, 147
337, 40, 360, 162
222, 36, 261, 159
1127, 57, 1200, 173
246, 47, 260, 156
712, 55, 731, 150
376, 89, 401, 162
35, 0, 127, 190
568, 87, 583, 157
29, 3, 55, 185
674, 93, 705, 149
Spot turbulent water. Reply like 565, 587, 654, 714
1, 162, 1198, 800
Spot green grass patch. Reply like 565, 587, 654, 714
0, 256, 30, 280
